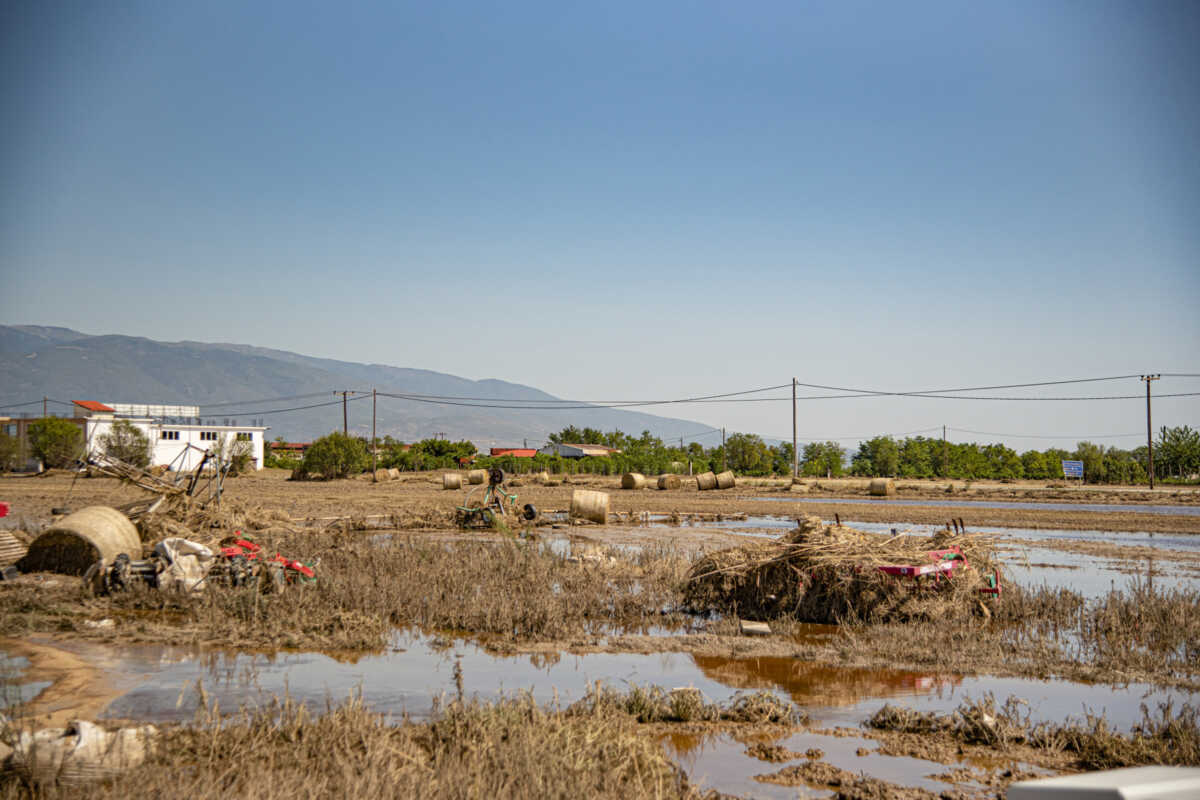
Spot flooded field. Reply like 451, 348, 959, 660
1, 471, 1198, 797
6, 627, 1194, 799
750, 495, 1200, 517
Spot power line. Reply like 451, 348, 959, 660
949, 427, 1143, 440
198, 392, 334, 408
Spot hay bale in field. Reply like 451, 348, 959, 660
684, 514, 998, 625
570, 489, 609, 524
788, 482, 809, 493
20, 506, 141, 576
535, 470, 551, 484
374, 469, 391, 482
387, 468, 401, 480
869, 478, 896, 497
716, 470, 736, 490
621, 472, 646, 490
657, 474, 682, 490
467, 469, 487, 485
443, 473, 463, 490
696, 471, 718, 491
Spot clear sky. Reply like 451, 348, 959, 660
3, 1, 1198, 448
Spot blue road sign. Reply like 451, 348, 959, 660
1061, 460, 1084, 478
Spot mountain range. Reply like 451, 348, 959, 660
0, 325, 721, 446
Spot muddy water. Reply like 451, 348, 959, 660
749, 495, 1200, 517
7, 630, 1197, 798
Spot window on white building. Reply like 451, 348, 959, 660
200, 431, 218, 441
236, 432, 252, 442
161, 430, 180, 440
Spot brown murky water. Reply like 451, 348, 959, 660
6, 629, 1196, 798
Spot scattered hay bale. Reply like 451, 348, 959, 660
716, 471, 736, 490
570, 489, 610, 524
696, 471, 718, 491
621, 472, 646, 490
657, 474, 682, 490
869, 478, 896, 497
387, 468, 401, 481
535, 470, 551, 484
374, 469, 391, 482
467, 469, 488, 485
443, 473, 463, 490
20, 506, 142, 575
685, 514, 998, 625
788, 482, 809, 493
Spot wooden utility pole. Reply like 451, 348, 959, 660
334, 390, 358, 436
371, 389, 377, 478
1142, 375, 1160, 489
43, 396, 47, 418
721, 427, 726, 472
792, 378, 798, 479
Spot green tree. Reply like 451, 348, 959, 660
852, 436, 899, 477
801, 441, 845, 477
724, 432, 771, 475
98, 420, 152, 468
300, 431, 369, 478
27, 417, 83, 468
1020, 450, 1050, 480
0, 431, 20, 472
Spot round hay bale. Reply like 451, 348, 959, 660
467, 469, 487, 485
535, 470, 551, 484
20, 506, 141, 575
788, 482, 809, 493
0, 531, 28, 567
657, 474, 681, 490
620, 472, 646, 490
696, 471, 718, 491
374, 469, 391, 482
869, 478, 896, 497
570, 489, 609, 524
443, 473, 463, 490
387, 467, 401, 480
715, 470, 736, 490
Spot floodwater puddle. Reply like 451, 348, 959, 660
5, 630, 1197, 798
747, 495, 1200, 517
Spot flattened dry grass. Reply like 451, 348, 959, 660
0, 533, 692, 651
866, 694, 1200, 770
0, 690, 704, 799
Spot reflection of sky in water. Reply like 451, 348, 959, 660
747, 495, 1200, 517
0, 653, 51, 709
82, 631, 1195, 736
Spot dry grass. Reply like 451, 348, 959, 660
866, 693, 1200, 770
684, 516, 999, 624
1, 688, 714, 799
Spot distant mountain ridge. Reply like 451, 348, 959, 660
0, 325, 721, 445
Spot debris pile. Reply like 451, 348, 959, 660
684, 516, 1000, 624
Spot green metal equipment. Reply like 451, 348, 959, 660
455, 467, 537, 529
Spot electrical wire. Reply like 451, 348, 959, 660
198, 392, 335, 408
950, 427, 1143, 440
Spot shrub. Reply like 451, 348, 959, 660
301, 432, 368, 478
99, 419, 152, 468
215, 434, 255, 476
26, 417, 83, 468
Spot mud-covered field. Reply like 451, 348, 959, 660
1, 470, 1197, 798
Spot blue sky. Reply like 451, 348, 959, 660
2, 1, 1197, 447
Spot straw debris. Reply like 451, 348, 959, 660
684, 515, 999, 624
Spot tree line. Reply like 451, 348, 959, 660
277, 424, 1200, 484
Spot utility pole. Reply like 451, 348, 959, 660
942, 425, 948, 476
721, 427, 726, 472
335, 390, 358, 436
371, 389, 377, 478
792, 378, 798, 479
1142, 375, 1160, 489
43, 396, 47, 419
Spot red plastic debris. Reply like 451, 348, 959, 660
0, 502, 8, 519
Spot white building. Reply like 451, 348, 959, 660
75, 401, 268, 471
